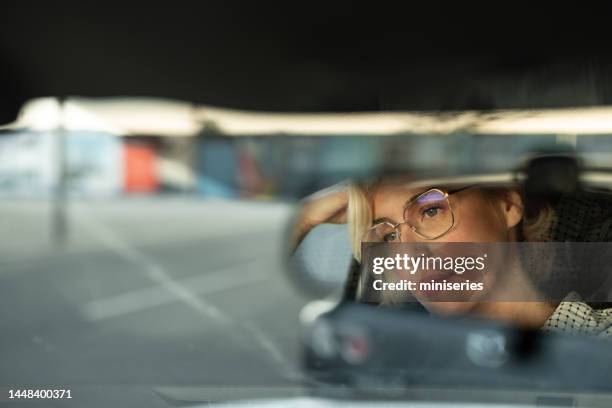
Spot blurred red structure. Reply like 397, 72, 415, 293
123, 142, 158, 193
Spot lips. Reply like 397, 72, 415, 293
417, 270, 455, 286
416, 270, 473, 301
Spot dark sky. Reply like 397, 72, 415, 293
1, 2, 611, 122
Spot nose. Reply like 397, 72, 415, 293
398, 222, 419, 243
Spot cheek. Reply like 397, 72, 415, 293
446, 205, 507, 242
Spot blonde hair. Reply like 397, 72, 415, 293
347, 184, 373, 262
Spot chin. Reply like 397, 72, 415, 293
421, 300, 478, 316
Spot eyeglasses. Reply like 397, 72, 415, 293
363, 186, 472, 242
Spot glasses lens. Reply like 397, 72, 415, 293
363, 222, 400, 243
404, 190, 453, 239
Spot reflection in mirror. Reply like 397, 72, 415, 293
288, 163, 612, 339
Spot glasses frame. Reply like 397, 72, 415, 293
365, 185, 473, 242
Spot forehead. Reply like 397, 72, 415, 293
370, 184, 426, 219
372, 184, 420, 200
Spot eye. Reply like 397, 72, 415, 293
383, 231, 399, 242
422, 206, 442, 218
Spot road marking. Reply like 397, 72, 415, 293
242, 320, 294, 373
82, 263, 270, 321
74, 210, 228, 323
73, 207, 299, 379
0, 232, 270, 274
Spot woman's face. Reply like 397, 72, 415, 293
370, 184, 523, 315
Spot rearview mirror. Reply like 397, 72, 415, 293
285, 152, 612, 303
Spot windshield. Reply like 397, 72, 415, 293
3, 5, 612, 406
3, 105, 612, 407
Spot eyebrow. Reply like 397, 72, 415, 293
403, 189, 430, 208
371, 188, 430, 226
371, 216, 396, 226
